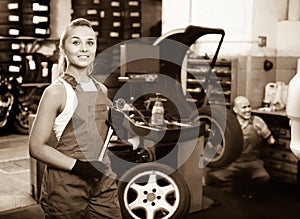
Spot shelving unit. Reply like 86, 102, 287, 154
185, 55, 237, 108
0, 0, 56, 84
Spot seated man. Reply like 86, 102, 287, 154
205, 96, 275, 198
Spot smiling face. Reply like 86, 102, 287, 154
62, 25, 97, 71
233, 96, 252, 121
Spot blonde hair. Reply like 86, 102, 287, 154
57, 18, 96, 76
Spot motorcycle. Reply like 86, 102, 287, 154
0, 74, 40, 134
0, 51, 55, 134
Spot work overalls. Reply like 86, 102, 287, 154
207, 116, 270, 187
40, 74, 122, 219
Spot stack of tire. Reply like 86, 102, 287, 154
0, 0, 52, 81
0, 0, 51, 38
97, 0, 123, 53
22, 0, 51, 38
0, 1, 23, 37
0, 40, 23, 75
0, 1, 23, 76
71, 0, 102, 39
122, 0, 141, 40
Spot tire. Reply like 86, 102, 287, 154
12, 116, 30, 135
118, 163, 190, 219
136, 147, 156, 163
191, 105, 243, 168
12, 102, 37, 135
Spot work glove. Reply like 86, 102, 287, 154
71, 160, 107, 181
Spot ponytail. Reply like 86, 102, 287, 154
57, 51, 67, 76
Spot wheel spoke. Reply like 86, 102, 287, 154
156, 184, 177, 215
160, 197, 174, 211
130, 182, 146, 193
128, 198, 143, 210
145, 207, 156, 219
157, 184, 175, 198
148, 172, 158, 185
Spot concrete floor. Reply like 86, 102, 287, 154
0, 134, 36, 213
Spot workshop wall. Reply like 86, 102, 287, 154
163, 0, 288, 56
162, 0, 299, 106
237, 56, 277, 108
235, 56, 300, 108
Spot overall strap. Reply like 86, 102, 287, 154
62, 73, 103, 92
61, 74, 78, 90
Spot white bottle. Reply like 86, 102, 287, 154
150, 95, 164, 126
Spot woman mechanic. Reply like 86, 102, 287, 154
29, 18, 122, 218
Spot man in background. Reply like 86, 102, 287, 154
205, 96, 275, 198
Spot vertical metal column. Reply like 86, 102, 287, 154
177, 136, 214, 213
